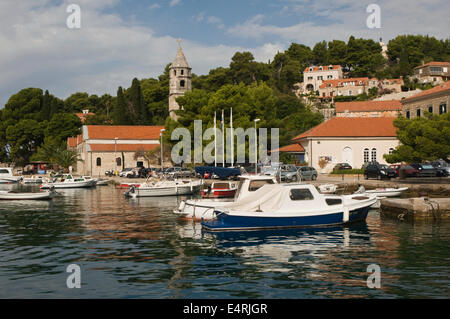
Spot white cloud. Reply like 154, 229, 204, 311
0, 0, 283, 106
169, 0, 181, 8
148, 3, 161, 10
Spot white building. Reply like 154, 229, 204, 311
302, 65, 343, 92
292, 117, 399, 172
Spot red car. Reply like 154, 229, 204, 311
390, 164, 419, 177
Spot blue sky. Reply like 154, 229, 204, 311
0, 0, 449, 107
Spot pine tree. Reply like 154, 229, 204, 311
113, 87, 130, 125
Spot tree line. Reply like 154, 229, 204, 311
0, 34, 449, 167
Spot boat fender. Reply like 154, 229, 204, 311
343, 207, 350, 223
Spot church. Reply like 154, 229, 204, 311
68, 41, 191, 175
168, 39, 192, 119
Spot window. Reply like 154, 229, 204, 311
389, 148, 394, 155
307, 76, 313, 80
406, 110, 410, 119
364, 148, 370, 163
96, 157, 101, 166
348, 90, 353, 96
428, 106, 433, 114
416, 108, 421, 117
440, 103, 447, 114
326, 198, 342, 205
248, 180, 274, 192
327, 75, 333, 79
371, 148, 377, 162
317, 76, 323, 80
289, 189, 314, 201
116, 157, 122, 166
0, 169, 9, 174
173, 70, 176, 76
430, 67, 442, 73
181, 69, 184, 75
180, 80, 185, 87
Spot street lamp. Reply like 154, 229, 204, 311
254, 118, 260, 174
114, 137, 118, 175
160, 129, 165, 171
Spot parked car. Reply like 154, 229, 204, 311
173, 168, 194, 178
410, 163, 437, 177
364, 163, 396, 180
298, 166, 318, 181
119, 167, 137, 178
430, 160, 450, 177
333, 163, 352, 171
396, 165, 420, 178
280, 165, 301, 182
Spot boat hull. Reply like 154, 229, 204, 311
40, 181, 94, 189
201, 206, 371, 232
130, 185, 200, 197
0, 191, 54, 200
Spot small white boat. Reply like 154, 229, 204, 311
0, 168, 22, 184
22, 175, 44, 184
0, 189, 54, 200
174, 175, 278, 220
96, 179, 110, 186
364, 187, 408, 197
40, 174, 96, 189
201, 184, 377, 231
82, 176, 98, 186
125, 179, 203, 198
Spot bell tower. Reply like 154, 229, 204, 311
169, 39, 192, 120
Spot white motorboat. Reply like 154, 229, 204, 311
22, 175, 44, 184
96, 179, 110, 186
0, 168, 22, 184
82, 176, 98, 186
201, 181, 238, 198
124, 178, 203, 198
174, 175, 278, 220
353, 185, 408, 208
0, 189, 54, 200
201, 184, 377, 231
40, 174, 96, 189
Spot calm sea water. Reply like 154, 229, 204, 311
0, 184, 448, 299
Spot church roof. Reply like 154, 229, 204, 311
172, 39, 190, 68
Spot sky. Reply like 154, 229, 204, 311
0, 0, 449, 107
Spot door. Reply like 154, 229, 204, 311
342, 147, 353, 167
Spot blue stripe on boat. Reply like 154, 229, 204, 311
201, 206, 370, 231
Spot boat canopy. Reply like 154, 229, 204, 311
195, 166, 241, 179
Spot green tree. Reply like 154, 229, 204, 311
384, 113, 450, 163
45, 113, 82, 142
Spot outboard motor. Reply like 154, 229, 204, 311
124, 185, 136, 197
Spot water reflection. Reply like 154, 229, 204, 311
0, 185, 449, 298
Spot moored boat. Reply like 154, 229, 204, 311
40, 174, 96, 189
22, 175, 44, 184
174, 175, 278, 220
201, 184, 377, 231
124, 178, 203, 198
0, 168, 22, 184
0, 189, 55, 200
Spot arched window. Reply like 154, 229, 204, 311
371, 148, 377, 162
363, 148, 370, 163
96, 157, 101, 166
181, 69, 184, 75
116, 157, 121, 166
406, 110, 410, 119
180, 80, 185, 87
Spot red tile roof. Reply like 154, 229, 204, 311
335, 100, 402, 113
414, 61, 450, 69
272, 143, 305, 153
67, 137, 78, 148
320, 77, 369, 88
89, 144, 160, 152
304, 65, 341, 72
86, 125, 165, 140
292, 117, 397, 141
402, 81, 450, 102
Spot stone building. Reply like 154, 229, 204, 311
401, 81, 449, 119
68, 125, 164, 176
412, 62, 450, 85
335, 100, 402, 118
302, 65, 343, 92
169, 39, 192, 120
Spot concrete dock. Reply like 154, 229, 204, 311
380, 197, 450, 222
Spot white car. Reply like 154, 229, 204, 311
119, 168, 136, 178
